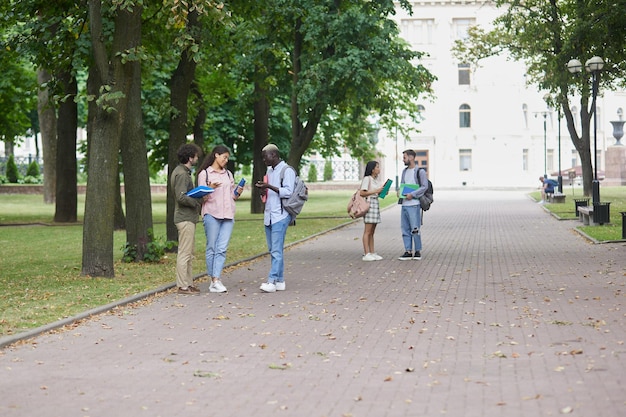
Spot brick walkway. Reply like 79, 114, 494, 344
1, 190, 624, 417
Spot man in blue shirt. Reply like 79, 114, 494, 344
255, 144, 295, 293
539, 177, 558, 204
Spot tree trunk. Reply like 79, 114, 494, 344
120, 49, 153, 258
4, 141, 14, 156
82, 1, 139, 277
287, 20, 324, 172
251, 79, 269, 214
191, 82, 206, 163
37, 69, 57, 205
562, 92, 593, 197
166, 9, 200, 243
54, 72, 78, 223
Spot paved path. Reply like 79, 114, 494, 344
1, 190, 625, 417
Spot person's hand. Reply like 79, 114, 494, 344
405, 193, 413, 200
209, 181, 222, 188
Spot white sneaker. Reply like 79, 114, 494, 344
371, 253, 383, 260
209, 280, 227, 293
260, 282, 277, 293
362, 253, 376, 261
275, 282, 286, 291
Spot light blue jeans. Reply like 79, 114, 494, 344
203, 214, 234, 279
400, 205, 422, 252
264, 215, 292, 284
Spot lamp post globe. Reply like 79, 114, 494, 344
567, 59, 582, 74
585, 56, 605, 72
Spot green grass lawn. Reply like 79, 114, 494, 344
529, 185, 626, 241
0, 189, 397, 336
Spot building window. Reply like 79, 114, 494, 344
522, 104, 528, 129
400, 19, 434, 45
571, 150, 578, 168
459, 104, 471, 128
459, 149, 472, 171
453, 18, 475, 41
417, 104, 425, 121
458, 63, 470, 85
523, 149, 529, 171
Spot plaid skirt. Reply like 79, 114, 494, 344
363, 196, 381, 224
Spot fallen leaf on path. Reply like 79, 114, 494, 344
193, 370, 220, 378
269, 363, 291, 370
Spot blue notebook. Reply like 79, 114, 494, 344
186, 186, 214, 198
400, 183, 420, 196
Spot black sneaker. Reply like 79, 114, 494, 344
398, 251, 413, 261
413, 251, 422, 260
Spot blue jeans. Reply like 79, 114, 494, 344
264, 215, 292, 284
203, 214, 234, 279
400, 205, 422, 252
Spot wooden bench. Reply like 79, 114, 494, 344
547, 192, 566, 203
578, 206, 594, 225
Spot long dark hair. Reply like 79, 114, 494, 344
197, 144, 231, 177
364, 161, 378, 177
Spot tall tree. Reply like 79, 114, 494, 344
165, 7, 203, 242
119, 14, 151, 259
54, 71, 78, 222
0, 48, 36, 153
239, 1, 433, 185
82, 0, 142, 276
161, 1, 232, 242
453, 0, 626, 197
2, 0, 89, 216
36, 69, 57, 204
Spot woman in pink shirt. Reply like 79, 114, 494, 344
197, 145, 244, 293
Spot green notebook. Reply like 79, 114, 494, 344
379, 179, 393, 199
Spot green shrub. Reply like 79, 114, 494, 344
0, 175, 8, 184
307, 163, 318, 183
323, 160, 333, 181
26, 160, 40, 177
6, 155, 19, 183
122, 229, 176, 263
20, 175, 42, 184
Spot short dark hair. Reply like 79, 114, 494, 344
177, 143, 201, 164
403, 149, 416, 158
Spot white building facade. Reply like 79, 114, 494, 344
376, 0, 625, 189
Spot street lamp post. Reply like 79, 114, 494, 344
542, 112, 547, 179
557, 108, 563, 193
567, 56, 604, 205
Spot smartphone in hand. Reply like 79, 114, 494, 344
234, 178, 246, 196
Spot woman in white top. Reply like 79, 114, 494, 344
360, 161, 384, 261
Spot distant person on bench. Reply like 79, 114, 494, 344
538, 177, 557, 204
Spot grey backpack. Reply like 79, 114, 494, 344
280, 165, 309, 217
